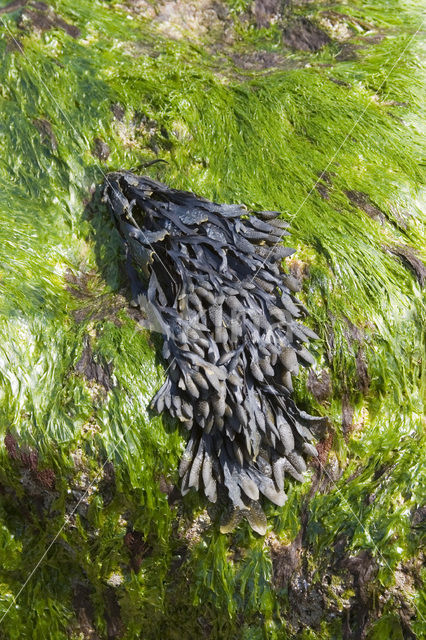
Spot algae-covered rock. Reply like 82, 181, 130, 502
0, 0, 424, 638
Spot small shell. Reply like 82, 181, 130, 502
245, 502, 268, 536
286, 450, 307, 474
296, 347, 316, 366
196, 400, 210, 419
238, 473, 259, 501
302, 442, 318, 457
278, 419, 294, 453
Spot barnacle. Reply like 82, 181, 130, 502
102, 171, 325, 534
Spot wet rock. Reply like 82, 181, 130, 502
411, 505, 426, 529
72, 582, 100, 640
124, 529, 152, 572
341, 393, 354, 438
336, 42, 359, 61
92, 137, 110, 162
231, 50, 290, 71
33, 467, 56, 490
330, 76, 351, 87
345, 190, 385, 224
385, 244, 426, 287
307, 369, 332, 403
252, 0, 282, 28
340, 550, 378, 640
5, 34, 24, 52
99, 461, 116, 506
270, 533, 302, 589
64, 269, 126, 326
288, 579, 325, 631
0, 0, 26, 15
33, 118, 57, 151
283, 18, 331, 52
104, 587, 123, 639
111, 103, 125, 121
16, 1, 81, 38
75, 335, 114, 392
4, 432, 20, 460
355, 347, 370, 394
316, 182, 330, 200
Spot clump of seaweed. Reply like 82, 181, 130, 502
103, 171, 325, 534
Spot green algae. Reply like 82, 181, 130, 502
0, 0, 424, 638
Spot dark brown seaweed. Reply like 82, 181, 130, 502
102, 171, 325, 534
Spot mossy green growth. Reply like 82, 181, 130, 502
0, 0, 424, 638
